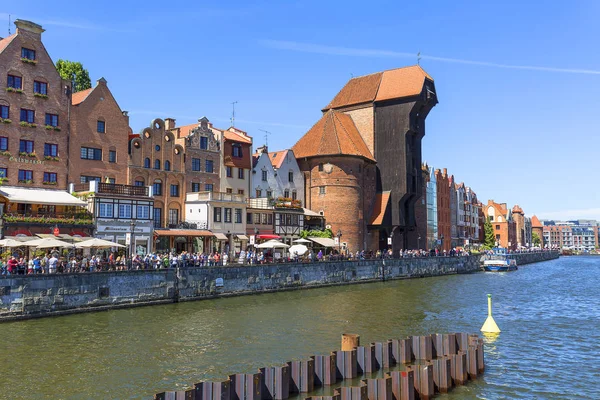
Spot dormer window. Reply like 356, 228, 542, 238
21, 48, 36, 60
232, 143, 242, 158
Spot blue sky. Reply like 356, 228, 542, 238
4, 1, 599, 220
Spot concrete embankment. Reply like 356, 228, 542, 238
0, 256, 480, 321
507, 251, 560, 265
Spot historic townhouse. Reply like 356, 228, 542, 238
435, 168, 450, 251
484, 200, 517, 250
69, 77, 130, 184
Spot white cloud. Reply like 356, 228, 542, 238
260, 40, 600, 75
537, 208, 600, 221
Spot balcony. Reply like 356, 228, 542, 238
3, 211, 94, 227
71, 181, 150, 197
186, 191, 245, 203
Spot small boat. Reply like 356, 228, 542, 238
482, 247, 518, 272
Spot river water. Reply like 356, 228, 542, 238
1, 256, 598, 399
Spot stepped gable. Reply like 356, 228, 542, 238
292, 110, 375, 162
323, 65, 433, 111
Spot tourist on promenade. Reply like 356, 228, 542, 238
317, 250, 323, 261
48, 254, 58, 274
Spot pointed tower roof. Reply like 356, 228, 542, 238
531, 215, 543, 228
292, 110, 375, 162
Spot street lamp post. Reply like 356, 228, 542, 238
336, 229, 342, 258
130, 220, 136, 269
440, 234, 444, 252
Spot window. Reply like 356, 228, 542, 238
226, 166, 232, 177
21, 47, 36, 60
496, 225, 500, 230
247, 212, 253, 224
170, 184, 179, 197
34, 81, 47, 95
318, 163, 323, 172
137, 205, 150, 219
191, 182, 200, 192
118, 204, 132, 218
0, 105, 8, 119
292, 191, 297, 200
154, 159, 161, 170
214, 207, 222, 222
164, 160, 171, 171
155, 145, 160, 152
44, 143, 58, 157
99, 202, 113, 218
135, 180, 144, 187
7, 75, 22, 89
153, 208, 162, 228
205, 159, 214, 173
19, 140, 34, 154
200, 136, 208, 150
80, 147, 102, 160
44, 113, 59, 127
268, 214, 273, 225
97, 120, 105, 133
232, 143, 243, 158
153, 181, 163, 196
144, 158, 150, 168
262, 170, 268, 181
43, 172, 57, 183
261, 213, 268, 225
191, 158, 201, 171
235, 208, 242, 223
319, 186, 326, 195
266, 190, 272, 198
238, 168, 244, 179
238, 189, 244, 195
253, 213, 261, 224
18, 169, 33, 182
80, 175, 100, 183
109, 150, 116, 163
288, 170, 294, 182
226, 188, 233, 194
205, 183, 213, 192
224, 208, 232, 223
0, 137, 8, 151
284, 189, 290, 198
20, 109, 35, 123
256, 189, 262, 197
0, 168, 7, 178
495, 234, 500, 240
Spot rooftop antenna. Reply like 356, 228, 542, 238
259, 129, 272, 148
8, 14, 11, 35
417, 51, 421, 65
230, 101, 238, 127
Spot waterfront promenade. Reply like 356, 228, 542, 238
0, 255, 594, 399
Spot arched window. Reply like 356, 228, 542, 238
144, 157, 150, 168
154, 159, 161, 170
164, 160, 171, 171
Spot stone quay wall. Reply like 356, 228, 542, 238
508, 251, 560, 265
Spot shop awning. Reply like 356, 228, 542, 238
257, 234, 280, 240
308, 237, 337, 247
213, 233, 228, 240
0, 186, 86, 206
236, 234, 249, 240
303, 208, 322, 217
155, 229, 213, 237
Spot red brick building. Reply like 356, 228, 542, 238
435, 168, 451, 251
484, 200, 517, 250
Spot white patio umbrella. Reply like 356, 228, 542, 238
255, 239, 290, 249
289, 244, 308, 256
74, 238, 126, 248
292, 238, 312, 244
25, 237, 72, 249
0, 238, 27, 247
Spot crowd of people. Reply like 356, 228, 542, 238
0, 245, 482, 275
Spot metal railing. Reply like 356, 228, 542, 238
97, 183, 149, 197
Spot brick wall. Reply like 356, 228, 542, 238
344, 106, 374, 157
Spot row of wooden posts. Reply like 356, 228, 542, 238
155, 332, 485, 400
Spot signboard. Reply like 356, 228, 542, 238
334, 237, 339, 245
250, 235, 255, 245
125, 232, 131, 245
53, 227, 60, 237
215, 278, 224, 288
387, 237, 392, 245
465, 239, 470, 245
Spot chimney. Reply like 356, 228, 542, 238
15, 19, 45, 38
97, 77, 107, 86
122, 111, 129, 125
443, 168, 447, 176
256, 145, 268, 154
164, 118, 176, 130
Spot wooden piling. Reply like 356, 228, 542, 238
259, 365, 290, 400
313, 353, 337, 386
411, 336, 433, 361
357, 344, 376, 374
342, 334, 360, 351
374, 341, 393, 369
450, 351, 468, 385
414, 364, 434, 400
338, 382, 368, 400
432, 357, 452, 393
193, 380, 231, 400
466, 347, 478, 380
289, 359, 314, 393
230, 373, 262, 400
364, 375, 392, 400
336, 349, 357, 380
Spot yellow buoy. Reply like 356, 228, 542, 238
480, 294, 501, 333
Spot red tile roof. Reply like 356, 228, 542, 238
173, 123, 197, 138
268, 150, 288, 169
369, 191, 391, 225
71, 88, 94, 105
292, 110, 375, 162
0, 34, 16, 54
512, 204, 524, 214
323, 65, 433, 111
531, 215, 542, 228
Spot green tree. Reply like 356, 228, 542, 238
55, 59, 91, 92
532, 232, 541, 246
483, 218, 495, 248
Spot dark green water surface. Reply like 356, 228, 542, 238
1, 256, 598, 399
